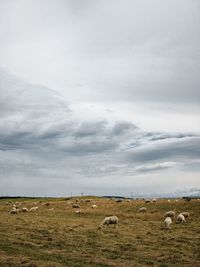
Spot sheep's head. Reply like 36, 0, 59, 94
97, 225, 103, 230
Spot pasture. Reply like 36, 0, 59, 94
0, 197, 199, 267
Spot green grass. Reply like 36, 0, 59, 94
0, 197, 200, 266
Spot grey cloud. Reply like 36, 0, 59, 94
74, 121, 107, 138
133, 162, 176, 173
125, 137, 200, 163
112, 122, 137, 136
148, 133, 196, 142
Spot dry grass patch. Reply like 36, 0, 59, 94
0, 197, 199, 266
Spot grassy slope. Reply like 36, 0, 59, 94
0, 197, 199, 267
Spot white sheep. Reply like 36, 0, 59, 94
98, 216, 119, 229
13, 204, 18, 209
138, 207, 147, 213
152, 198, 157, 203
177, 214, 186, 223
164, 211, 175, 218
75, 209, 81, 214
21, 207, 28, 212
181, 212, 189, 219
10, 208, 18, 214
167, 199, 171, 203
29, 206, 38, 212
92, 204, 97, 209
164, 217, 172, 229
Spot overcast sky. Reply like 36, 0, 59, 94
0, 0, 200, 197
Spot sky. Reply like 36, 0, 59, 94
0, 0, 200, 197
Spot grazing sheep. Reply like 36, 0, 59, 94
13, 204, 19, 209
72, 204, 80, 209
45, 203, 50, 206
126, 199, 131, 203
29, 206, 38, 212
92, 204, 97, 208
177, 214, 186, 223
10, 208, 18, 214
21, 207, 28, 212
98, 216, 119, 229
85, 199, 91, 203
164, 217, 172, 229
116, 199, 123, 203
138, 207, 147, 213
164, 211, 175, 218
167, 199, 171, 203
181, 212, 189, 219
75, 209, 81, 214
152, 198, 157, 203
145, 199, 151, 204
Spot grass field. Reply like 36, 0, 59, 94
0, 197, 199, 267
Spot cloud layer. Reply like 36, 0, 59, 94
0, 70, 199, 196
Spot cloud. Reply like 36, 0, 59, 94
0, 69, 199, 196
125, 136, 200, 163
112, 122, 137, 136
134, 162, 176, 173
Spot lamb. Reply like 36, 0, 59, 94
181, 212, 189, 219
177, 214, 186, 223
29, 206, 38, 212
164, 211, 175, 218
92, 204, 97, 208
138, 207, 147, 213
164, 217, 172, 229
98, 216, 119, 229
